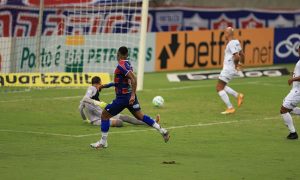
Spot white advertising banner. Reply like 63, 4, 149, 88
0, 37, 11, 73
11, 33, 156, 73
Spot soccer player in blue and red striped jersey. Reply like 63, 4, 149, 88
90, 46, 170, 149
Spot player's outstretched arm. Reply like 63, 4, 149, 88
288, 76, 300, 85
101, 82, 115, 89
82, 96, 95, 104
82, 97, 107, 108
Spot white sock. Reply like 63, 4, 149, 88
100, 132, 108, 144
281, 113, 296, 133
152, 122, 166, 134
218, 90, 233, 108
224, 86, 238, 98
291, 107, 300, 115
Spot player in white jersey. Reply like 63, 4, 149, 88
216, 27, 245, 114
79, 76, 159, 127
280, 45, 300, 140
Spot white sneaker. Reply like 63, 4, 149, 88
90, 140, 108, 149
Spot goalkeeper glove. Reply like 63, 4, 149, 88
93, 100, 107, 109
99, 101, 108, 109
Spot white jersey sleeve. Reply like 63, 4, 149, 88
292, 60, 300, 90
85, 86, 97, 98
228, 40, 242, 55
223, 40, 242, 71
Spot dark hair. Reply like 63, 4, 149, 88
91, 76, 101, 84
118, 46, 128, 56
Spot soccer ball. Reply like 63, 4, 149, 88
152, 96, 164, 107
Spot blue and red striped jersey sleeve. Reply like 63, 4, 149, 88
117, 61, 132, 76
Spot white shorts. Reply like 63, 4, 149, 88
283, 89, 300, 109
84, 103, 102, 123
83, 103, 121, 125
219, 70, 236, 83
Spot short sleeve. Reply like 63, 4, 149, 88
229, 40, 241, 55
85, 86, 97, 98
117, 61, 132, 75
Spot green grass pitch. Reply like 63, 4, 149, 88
1, 65, 300, 179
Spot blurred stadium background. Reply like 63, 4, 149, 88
0, 0, 300, 179
0, 0, 299, 88
151, 0, 300, 8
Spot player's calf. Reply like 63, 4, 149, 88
110, 119, 123, 127
280, 105, 297, 140
216, 80, 226, 92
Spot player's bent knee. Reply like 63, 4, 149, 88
280, 106, 290, 114
216, 85, 221, 92
216, 81, 226, 92
101, 110, 112, 120
216, 84, 223, 92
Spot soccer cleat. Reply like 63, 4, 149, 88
237, 93, 244, 108
156, 114, 160, 124
221, 108, 235, 115
161, 129, 170, 143
287, 132, 298, 140
90, 141, 108, 149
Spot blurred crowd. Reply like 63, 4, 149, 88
150, 0, 300, 9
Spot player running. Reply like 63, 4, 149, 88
90, 46, 170, 149
280, 45, 300, 140
216, 27, 245, 114
79, 76, 160, 127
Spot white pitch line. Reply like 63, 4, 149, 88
0, 81, 259, 103
76, 129, 155, 137
0, 116, 280, 138
258, 83, 287, 87
74, 120, 241, 138
0, 129, 77, 137
0, 92, 115, 103
148, 81, 259, 91
76, 116, 279, 138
